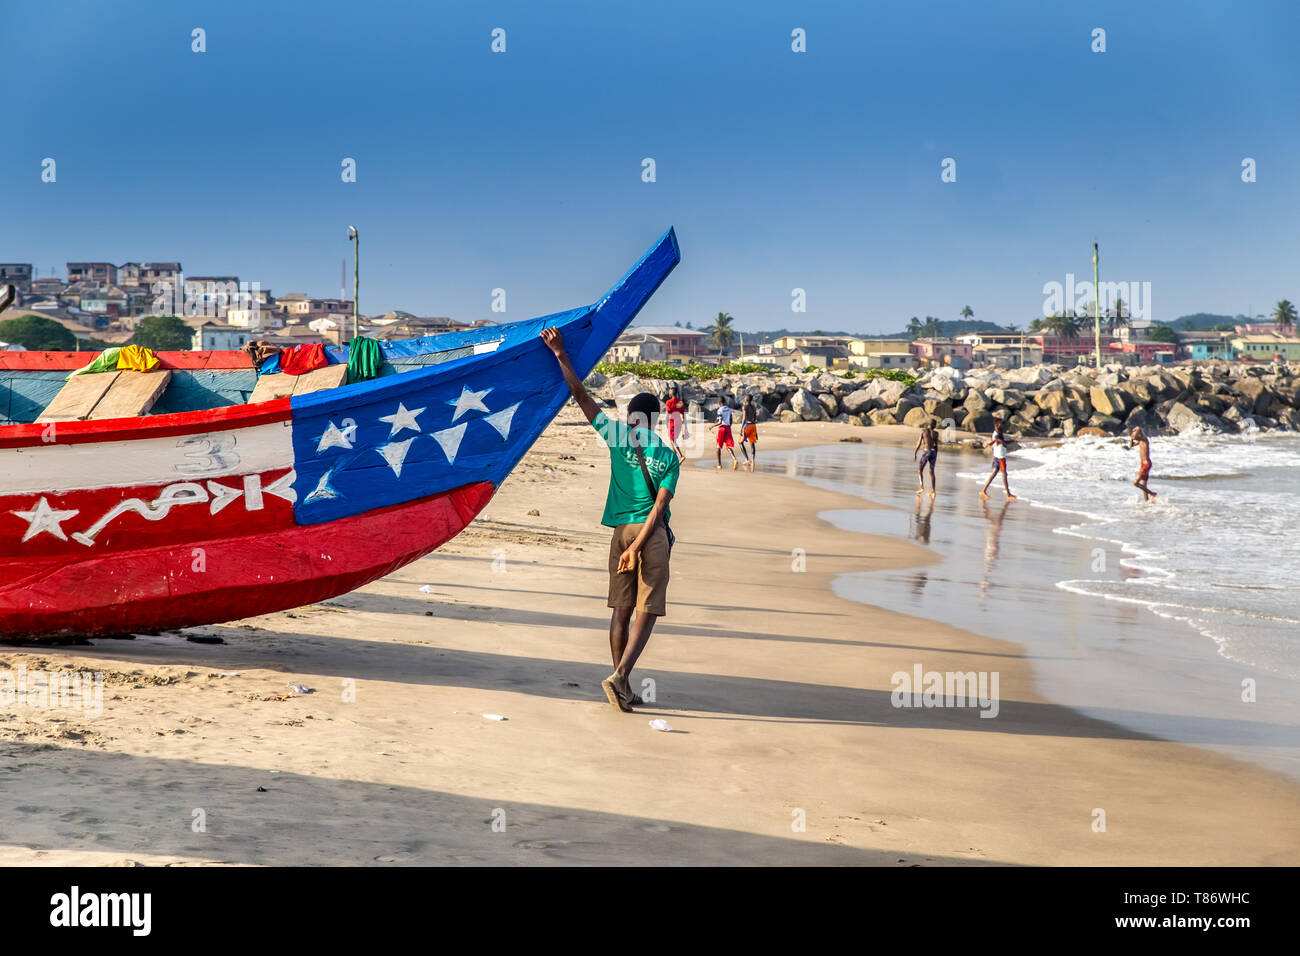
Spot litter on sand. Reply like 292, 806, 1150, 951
483, 713, 507, 721
418, 585, 436, 593
289, 683, 313, 695
648, 719, 673, 732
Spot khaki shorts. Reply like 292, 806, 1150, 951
607, 523, 670, 616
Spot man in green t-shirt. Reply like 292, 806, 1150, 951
542, 327, 679, 713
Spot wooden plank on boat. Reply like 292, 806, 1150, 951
292, 364, 348, 395
248, 372, 299, 404
36, 371, 122, 422
87, 370, 173, 421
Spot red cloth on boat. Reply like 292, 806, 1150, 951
278, 344, 329, 376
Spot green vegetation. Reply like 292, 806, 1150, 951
1147, 325, 1178, 343
0, 313, 77, 350
131, 314, 193, 351
594, 360, 916, 386
595, 360, 770, 381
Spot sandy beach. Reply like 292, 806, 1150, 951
1, 407, 1297, 866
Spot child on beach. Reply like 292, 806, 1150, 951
913, 418, 939, 496
712, 401, 740, 470
1126, 426, 1157, 502
542, 327, 679, 714
980, 418, 1016, 500
738, 395, 758, 471
664, 386, 687, 461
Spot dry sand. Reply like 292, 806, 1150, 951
1, 408, 1296, 866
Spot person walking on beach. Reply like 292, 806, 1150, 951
1126, 426, 1157, 502
738, 394, 759, 471
663, 386, 687, 461
541, 327, 679, 714
913, 418, 939, 496
712, 400, 740, 470
980, 418, 1016, 500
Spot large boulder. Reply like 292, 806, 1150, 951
869, 408, 900, 426
842, 388, 877, 414
1089, 386, 1132, 418
1231, 377, 1279, 415
960, 411, 996, 434
989, 388, 1026, 409
817, 392, 840, 417
1086, 413, 1124, 434
1035, 390, 1073, 419
963, 389, 993, 414
863, 377, 910, 407
922, 398, 954, 422
1123, 406, 1163, 435
778, 409, 802, 423
791, 387, 828, 421
1165, 401, 1225, 434
902, 406, 933, 428
1002, 365, 1054, 387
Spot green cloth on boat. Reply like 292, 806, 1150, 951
345, 335, 384, 384
67, 347, 122, 380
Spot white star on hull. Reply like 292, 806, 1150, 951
447, 385, 492, 422
12, 497, 80, 543
380, 402, 425, 437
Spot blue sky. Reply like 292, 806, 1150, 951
2, 0, 1296, 333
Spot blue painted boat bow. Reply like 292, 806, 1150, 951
287, 228, 681, 524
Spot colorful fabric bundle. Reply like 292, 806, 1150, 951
278, 344, 329, 376
116, 344, 160, 372
67, 348, 122, 379
345, 336, 384, 384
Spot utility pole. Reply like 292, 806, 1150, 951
347, 226, 359, 342
1093, 242, 1102, 368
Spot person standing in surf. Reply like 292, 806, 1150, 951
541, 327, 680, 714
1127, 426, 1157, 502
913, 418, 939, 496
980, 418, 1016, 500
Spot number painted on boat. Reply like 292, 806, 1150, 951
175, 433, 240, 474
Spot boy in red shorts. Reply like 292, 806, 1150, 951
712, 401, 740, 470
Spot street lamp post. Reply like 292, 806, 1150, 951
347, 226, 359, 342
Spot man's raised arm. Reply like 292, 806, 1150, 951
541, 327, 600, 424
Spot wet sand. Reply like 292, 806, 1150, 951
1, 410, 1297, 865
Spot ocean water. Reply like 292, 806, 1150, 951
747, 434, 1300, 779
982, 430, 1300, 683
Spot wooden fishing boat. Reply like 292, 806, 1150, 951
0, 228, 680, 639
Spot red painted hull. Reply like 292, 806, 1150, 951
0, 481, 494, 639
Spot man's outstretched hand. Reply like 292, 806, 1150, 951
541, 326, 567, 359
541, 325, 600, 424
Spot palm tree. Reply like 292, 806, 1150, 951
1043, 313, 1080, 339
1027, 317, 1044, 333
708, 311, 735, 351
907, 316, 922, 340
1274, 299, 1297, 332
960, 305, 974, 323
922, 316, 943, 338
1004, 323, 1020, 333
